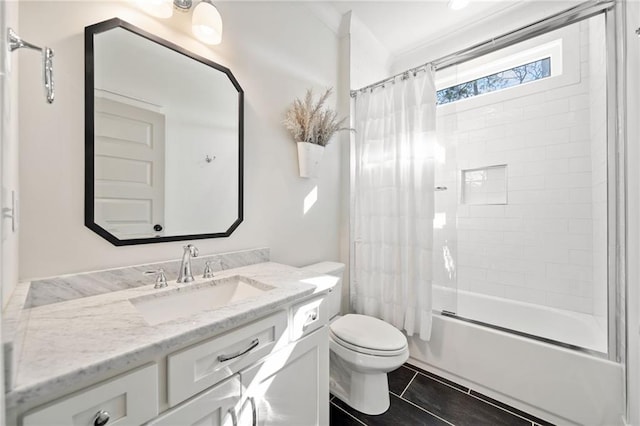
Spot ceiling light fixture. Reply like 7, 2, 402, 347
448, 0, 470, 11
135, 0, 223, 45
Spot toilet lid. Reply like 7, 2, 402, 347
329, 314, 407, 352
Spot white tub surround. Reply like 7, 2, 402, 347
3, 261, 338, 421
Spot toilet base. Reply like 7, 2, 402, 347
329, 352, 391, 415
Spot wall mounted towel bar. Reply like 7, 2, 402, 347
7, 28, 54, 104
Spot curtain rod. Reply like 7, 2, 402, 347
350, 0, 615, 98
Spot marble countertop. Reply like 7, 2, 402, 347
5, 262, 335, 410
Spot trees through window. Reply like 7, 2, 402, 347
436, 57, 551, 105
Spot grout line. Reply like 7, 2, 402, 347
400, 371, 418, 398
403, 364, 547, 425
403, 363, 469, 394
405, 365, 546, 425
390, 391, 456, 426
331, 401, 368, 426
410, 367, 471, 396
466, 391, 540, 425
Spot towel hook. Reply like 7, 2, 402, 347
7, 28, 54, 104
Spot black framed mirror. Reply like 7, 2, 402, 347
85, 18, 243, 246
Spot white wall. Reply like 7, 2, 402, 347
0, 0, 16, 420
348, 12, 391, 90
18, 1, 345, 280
391, 1, 584, 75
2, 0, 19, 307
164, 120, 237, 235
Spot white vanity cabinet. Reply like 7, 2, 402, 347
151, 326, 329, 426
160, 295, 329, 426
15, 292, 330, 426
239, 327, 329, 426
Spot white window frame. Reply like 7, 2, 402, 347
436, 23, 580, 114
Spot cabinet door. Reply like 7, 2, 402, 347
239, 327, 329, 426
147, 375, 240, 426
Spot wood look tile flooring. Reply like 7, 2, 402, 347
330, 363, 555, 426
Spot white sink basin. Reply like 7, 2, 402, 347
130, 275, 274, 325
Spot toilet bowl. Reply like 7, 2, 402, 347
302, 262, 409, 415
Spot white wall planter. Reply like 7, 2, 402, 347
296, 142, 324, 178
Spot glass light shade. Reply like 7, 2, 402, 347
135, 0, 174, 18
448, 0, 470, 10
192, 1, 223, 45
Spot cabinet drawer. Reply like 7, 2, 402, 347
290, 295, 327, 341
168, 311, 287, 406
22, 364, 158, 426
147, 375, 240, 426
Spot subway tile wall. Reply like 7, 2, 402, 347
433, 17, 608, 316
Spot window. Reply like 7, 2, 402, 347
436, 57, 551, 105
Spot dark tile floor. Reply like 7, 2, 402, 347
330, 363, 555, 426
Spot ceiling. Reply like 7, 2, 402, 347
328, 1, 567, 58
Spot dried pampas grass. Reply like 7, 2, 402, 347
283, 88, 349, 147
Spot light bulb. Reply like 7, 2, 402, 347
135, 0, 174, 18
192, 1, 223, 45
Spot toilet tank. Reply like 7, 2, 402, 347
301, 262, 345, 318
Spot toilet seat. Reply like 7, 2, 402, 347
330, 330, 408, 356
329, 314, 408, 356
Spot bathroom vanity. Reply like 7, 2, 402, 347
4, 260, 335, 425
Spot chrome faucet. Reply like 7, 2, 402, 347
177, 244, 199, 283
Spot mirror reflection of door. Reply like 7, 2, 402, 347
94, 96, 165, 238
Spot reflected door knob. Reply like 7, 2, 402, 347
93, 410, 110, 426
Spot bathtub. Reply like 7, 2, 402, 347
433, 285, 608, 353
407, 287, 624, 425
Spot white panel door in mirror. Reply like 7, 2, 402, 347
94, 96, 165, 238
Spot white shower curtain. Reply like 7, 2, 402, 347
352, 66, 436, 341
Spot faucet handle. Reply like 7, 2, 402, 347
184, 244, 199, 257
203, 261, 215, 279
144, 268, 168, 289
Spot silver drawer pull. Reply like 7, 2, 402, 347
218, 338, 259, 362
250, 396, 257, 426
93, 410, 110, 426
227, 407, 238, 426
239, 396, 258, 426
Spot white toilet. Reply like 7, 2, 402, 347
303, 262, 409, 415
